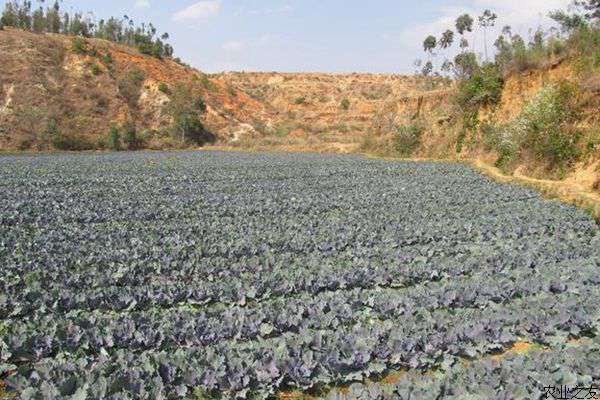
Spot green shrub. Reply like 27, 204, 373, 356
481, 122, 518, 168
194, 97, 207, 113
294, 96, 306, 105
274, 123, 295, 137
519, 82, 581, 165
584, 128, 600, 155
17, 138, 32, 150
158, 82, 170, 94
340, 98, 350, 111
107, 126, 121, 151
173, 114, 214, 145
199, 75, 216, 92
456, 63, 503, 109
90, 63, 101, 76
71, 37, 87, 54
456, 111, 479, 153
51, 134, 95, 151
118, 68, 146, 107
227, 85, 237, 97
486, 82, 581, 168
42, 117, 59, 149
101, 52, 113, 65
393, 124, 424, 156
164, 83, 215, 146
123, 121, 138, 150
568, 25, 600, 63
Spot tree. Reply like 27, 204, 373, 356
456, 14, 474, 54
165, 83, 211, 144
494, 33, 513, 69
550, 10, 587, 32
423, 35, 437, 73
31, 6, 45, 33
1, 2, 20, 28
454, 51, 478, 79
439, 29, 455, 49
580, 0, 600, 20
422, 61, 434, 76
413, 59, 423, 75
15, 0, 32, 29
460, 37, 469, 51
46, 1, 61, 33
0, 1, 175, 59
456, 13, 474, 36
530, 28, 544, 50
478, 9, 498, 62
423, 35, 437, 53
441, 59, 454, 74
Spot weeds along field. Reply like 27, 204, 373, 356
0, 151, 599, 399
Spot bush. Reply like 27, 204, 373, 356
90, 63, 101, 76
71, 37, 87, 54
294, 96, 306, 105
173, 114, 214, 145
340, 98, 350, 111
393, 124, 424, 156
158, 82, 170, 94
274, 123, 295, 137
118, 68, 146, 107
482, 122, 519, 168
194, 97, 207, 113
486, 82, 581, 169
101, 52, 113, 65
199, 75, 216, 92
107, 126, 121, 151
123, 121, 139, 150
456, 111, 479, 153
164, 83, 215, 146
456, 63, 503, 109
519, 82, 581, 165
568, 24, 600, 65
51, 134, 95, 151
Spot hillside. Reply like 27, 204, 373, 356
1, 28, 598, 218
218, 64, 599, 218
0, 28, 273, 150
218, 72, 452, 152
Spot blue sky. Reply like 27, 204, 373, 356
2, 0, 573, 73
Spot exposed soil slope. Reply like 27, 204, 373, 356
220, 72, 452, 148
0, 28, 273, 149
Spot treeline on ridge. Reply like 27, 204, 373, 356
402, 0, 600, 174
0, 0, 174, 58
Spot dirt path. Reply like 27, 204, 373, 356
471, 159, 600, 222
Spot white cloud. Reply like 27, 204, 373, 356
135, 0, 150, 8
236, 5, 293, 17
172, 1, 221, 22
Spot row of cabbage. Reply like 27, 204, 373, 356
1, 151, 599, 399
326, 337, 600, 400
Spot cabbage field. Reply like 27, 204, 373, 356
1, 151, 599, 399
